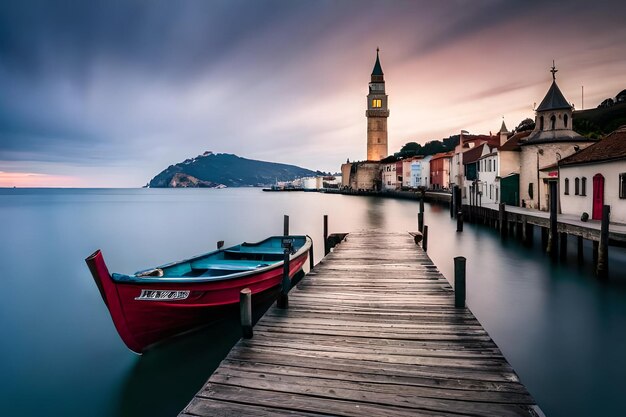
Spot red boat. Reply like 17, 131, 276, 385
86, 235, 312, 353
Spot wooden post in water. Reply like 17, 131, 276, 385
547, 181, 558, 259
308, 241, 315, 271
418, 212, 424, 234
455, 186, 462, 216
457, 211, 463, 232
422, 225, 428, 252
217, 240, 225, 250
597, 205, 610, 278
559, 233, 568, 261
283, 215, 289, 236
277, 243, 291, 309
450, 188, 455, 218
498, 203, 507, 238
419, 195, 425, 215
240, 288, 253, 339
454, 256, 466, 308
577, 236, 584, 263
323, 214, 329, 255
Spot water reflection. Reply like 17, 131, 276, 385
365, 196, 385, 229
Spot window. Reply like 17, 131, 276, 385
539, 116, 544, 130
580, 177, 587, 195
372, 99, 382, 108
564, 114, 569, 128
488, 160, 491, 171
494, 160, 497, 172
575, 177, 580, 195
620, 173, 626, 199
550, 115, 556, 130
564, 178, 569, 195
529, 183, 534, 199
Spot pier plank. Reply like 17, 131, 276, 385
180, 231, 542, 416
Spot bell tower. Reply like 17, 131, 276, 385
366, 48, 389, 161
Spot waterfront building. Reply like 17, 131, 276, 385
478, 148, 499, 204
451, 132, 499, 200
495, 130, 532, 205
402, 156, 421, 188
418, 155, 433, 189
410, 158, 422, 188
366, 48, 389, 161
463, 143, 494, 203
558, 126, 626, 223
381, 157, 397, 190
518, 64, 597, 210
430, 152, 453, 190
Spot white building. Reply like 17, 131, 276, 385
381, 161, 397, 190
519, 65, 597, 210
558, 126, 626, 223
419, 155, 433, 189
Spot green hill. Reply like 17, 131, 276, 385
148, 152, 318, 188
573, 102, 626, 138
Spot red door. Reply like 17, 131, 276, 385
592, 174, 604, 220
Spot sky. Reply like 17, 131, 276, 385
1, 0, 625, 187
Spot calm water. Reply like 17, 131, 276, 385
1, 188, 625, 416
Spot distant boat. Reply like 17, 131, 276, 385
86, 235, 312, 353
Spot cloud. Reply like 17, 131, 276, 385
1, 0, 626, 185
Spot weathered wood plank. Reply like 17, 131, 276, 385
180, 231, 541, 416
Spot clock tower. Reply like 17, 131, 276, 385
366, 48, 389, 161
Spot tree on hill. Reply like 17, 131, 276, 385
515, 118, 535, 132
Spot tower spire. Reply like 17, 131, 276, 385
371, 48, 383, 77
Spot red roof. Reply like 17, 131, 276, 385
430, 151, 454, 161
462, 144, 488, 165
560, 126, 626, 166
499, 130, 531, 152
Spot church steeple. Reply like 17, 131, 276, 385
372, 48, 384, 77
366, 48, 389, 161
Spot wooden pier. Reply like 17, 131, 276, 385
180, 231, 543, 417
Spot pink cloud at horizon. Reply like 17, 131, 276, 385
0, 171, 82, 188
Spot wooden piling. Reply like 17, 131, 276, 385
308, 241, 314, 271
283, 215, 289, 236
277, 248, 290, 309
323, 214, 329, 255
418, 212, 424, 234
422, 225, 428, 252
454, 256, 466, 308
597, 205, 610, 278
239, 288, 252, 339
419, 196, 424, 215
547, 182, 558, 259
457, 211, 463, 232
577, 236, 584, 263
498, 203, 507, 238
559, 233, 568, 261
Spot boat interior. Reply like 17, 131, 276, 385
137, 236, 307, 279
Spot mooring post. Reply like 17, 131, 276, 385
308, 240, 314, 271
323, 214, 329, 255
457, 211, 463, 232
419, 195, 425, 215
559, 233, 568, 261
283, 214, 289, 236
455, 186, 462, 215
498, 203, 507, 238
240, 288, 253, 338
277, 240, 292, 309
422, 225, 428, 252
454, 256, 466, 308
597, 205, 610, 278
418, 212, 424, 234
450, 188, 455, 218
577, 236, 584, 263
547, 181, 558, 259
217, 240, 225, 250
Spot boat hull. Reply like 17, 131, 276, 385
86, 239, 310, 353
